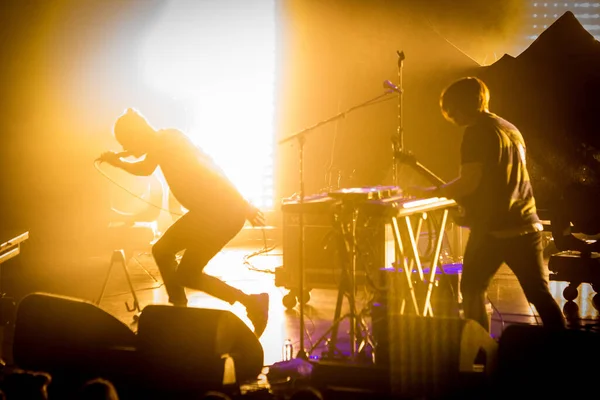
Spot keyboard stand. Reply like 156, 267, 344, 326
385, 198, 455, 317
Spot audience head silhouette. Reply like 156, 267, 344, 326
79, 377, 119, 400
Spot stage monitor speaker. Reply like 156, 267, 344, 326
280, 212, 338, 290
373, 314, 498, 398
495, 324, 600, 397
12, 292, 137, 373
280, 211, 387, 291
136, 305, 264, 388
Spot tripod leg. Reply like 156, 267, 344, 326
326, 267, 349, 358
120, 257, 141, 314
309, 311, 351, 356
97, 257, 116, 306
347, 283, 361, 357
356, 309, 376, 362
325, 218, 355, 359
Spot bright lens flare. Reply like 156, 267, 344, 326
140, 0, 275, 209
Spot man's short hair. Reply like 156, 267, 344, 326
440, 77, 490, 117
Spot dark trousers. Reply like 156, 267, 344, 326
151, 209, 246, 305
461, 231, 566, 332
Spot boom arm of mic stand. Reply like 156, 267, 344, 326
278, 91, 393, 145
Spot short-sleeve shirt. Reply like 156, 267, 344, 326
152, 129, 247, 216
459, 113, 540, 233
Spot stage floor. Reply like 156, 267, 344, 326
81, 240, 597, 368
2, 232, 599, 398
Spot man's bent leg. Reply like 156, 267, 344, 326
177, 253, 249, 305
506, 232, 566, 329
151, 215, 190, 306
152, 247, 188, 306
175, 211, 247, 304
461, 233, 504, 332
175, 213, 270, 336
178, 252, 270, 337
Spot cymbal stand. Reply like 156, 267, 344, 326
278, 90, 395, 360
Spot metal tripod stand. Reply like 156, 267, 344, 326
97, 249, 141, 323
309, 201, 375, 361
278, 89, 397, 359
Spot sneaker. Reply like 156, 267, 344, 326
170, 298, 188, 308
246, 293, 269, 338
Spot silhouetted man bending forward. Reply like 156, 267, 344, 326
99, 108, 269, 337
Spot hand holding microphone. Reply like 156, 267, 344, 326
96, 151, 131, 166
245, 203, 266, 227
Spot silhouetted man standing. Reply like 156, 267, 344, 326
99, 108, 269, 337
410, 77, 565, 332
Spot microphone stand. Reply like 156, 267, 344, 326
392, 50, 405, 187
278, 89, 394, 360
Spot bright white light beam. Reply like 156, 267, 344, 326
140, 0, 276, 210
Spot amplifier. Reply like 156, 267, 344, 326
276, 208, 389, 292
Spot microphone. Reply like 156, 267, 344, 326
383, 80, 402, 94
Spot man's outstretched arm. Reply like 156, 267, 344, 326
407, 162, 482, 200
436, 162, 482, 199
98, 152, 158, 176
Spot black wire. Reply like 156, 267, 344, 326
242, 227, 280, 274
529, 303, 541, 325
289, 304, 316, 354
101, 282, 164, 299
94, 160, 185, 216
487, 296, 506, 332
